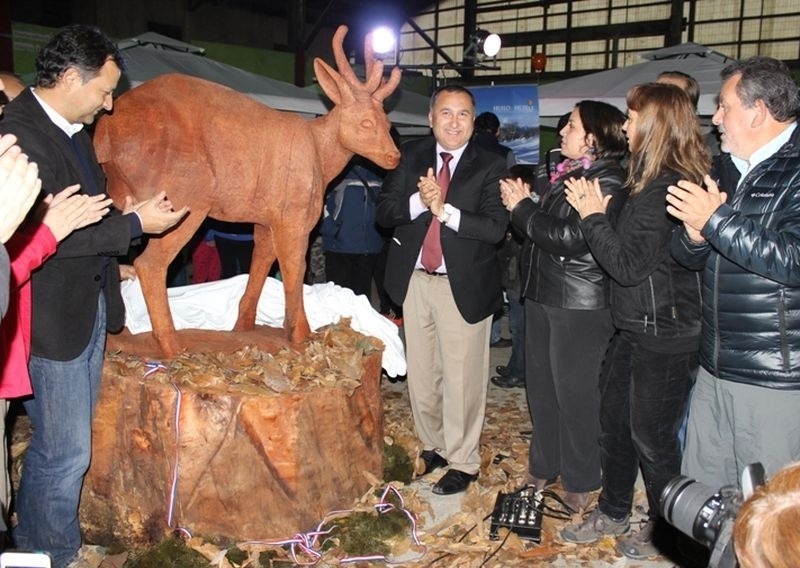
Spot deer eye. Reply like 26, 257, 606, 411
361, 118, 376, 129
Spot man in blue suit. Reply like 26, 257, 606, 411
377, 85, 507, 495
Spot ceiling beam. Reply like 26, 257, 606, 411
500, 18, 681, 47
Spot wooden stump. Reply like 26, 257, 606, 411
80, 324, 384, 547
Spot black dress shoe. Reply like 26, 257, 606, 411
490, 337, 512, 348
490, 375, 525, 388
420, 450, 448, 475
432, 469, 478, 495
495, 365, 511, 377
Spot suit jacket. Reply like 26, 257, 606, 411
376, 137, 508, 323
0, 89, 134, 361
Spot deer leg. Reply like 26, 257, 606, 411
135, 211, 208, 357
274, 227, 311, 345
235, 223, 276, 331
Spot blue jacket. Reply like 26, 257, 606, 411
671, 123, 800, 389
321, 165, 385, 255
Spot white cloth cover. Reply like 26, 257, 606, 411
121, 275, 407, 377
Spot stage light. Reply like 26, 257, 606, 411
371, 26, 396, 57
477, 30, 501, 57
465, 29, 502, 63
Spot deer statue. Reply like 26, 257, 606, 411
94, 25, 402, 357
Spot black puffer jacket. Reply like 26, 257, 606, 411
671, 123, 800, 389
581, 171, 701, 338
511, 159, 627, 309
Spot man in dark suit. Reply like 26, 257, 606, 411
376, 85, 507, 495
0, 25, 187, 567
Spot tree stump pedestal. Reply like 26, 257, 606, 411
80, 325, 384, 547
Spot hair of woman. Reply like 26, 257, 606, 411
573, 100, 628, 161
734, 461, 800, 568
624, 82, 710, 194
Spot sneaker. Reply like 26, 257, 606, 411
617, 519, 659, 559
560, 508, 630, 544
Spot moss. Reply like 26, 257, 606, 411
383, 442, 413, 483
223, 547, 280, 566
225, 547, 248, 565
123, 537, 208, 568
322, 510, 408, 557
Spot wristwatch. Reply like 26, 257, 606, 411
437, 204, 454, 224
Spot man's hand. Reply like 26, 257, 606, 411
41, 185, 113, 242
417, 167, 445, 216
0, 134, 41, 243
666, 175, 727, 238
118, 264, 137, 281
125, 191, 189, 234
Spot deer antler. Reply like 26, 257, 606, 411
373, 66, 401, 103
362, 32, 384, 94
332, 26, 362, 90
331, 25, 401, 103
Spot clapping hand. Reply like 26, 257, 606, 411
418, 167, 444, 216
666, 175, 727, 243
124, 190, 190, 234
41, 185, 113, 242
0, 134, 41, 243
564, 176, 608, 218
499, 177, 530, 211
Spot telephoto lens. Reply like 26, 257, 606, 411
660, 475, 741, 548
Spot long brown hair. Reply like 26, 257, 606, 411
625, 83, 710, 194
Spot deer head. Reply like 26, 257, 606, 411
313, 25, 402, 170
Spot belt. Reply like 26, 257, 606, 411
417, 269, 448, 277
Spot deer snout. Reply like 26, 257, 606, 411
384, 150, 400, 170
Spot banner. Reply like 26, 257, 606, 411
470, 84, 540, 165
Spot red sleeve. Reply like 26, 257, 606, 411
5, 222, 58, 289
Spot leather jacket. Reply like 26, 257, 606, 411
671, 123, 800, 389
581, 171, 701, 338
511, 159, 627, 310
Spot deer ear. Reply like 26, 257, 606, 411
314, 58, 342, 106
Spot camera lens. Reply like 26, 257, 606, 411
660, 475, 720, 548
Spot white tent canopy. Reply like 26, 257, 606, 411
116, 32, 428, 126
538, 42, 735, 119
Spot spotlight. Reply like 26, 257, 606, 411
371, 26, 396, 58
477, 29, 501, 57
465, 29, 502, 63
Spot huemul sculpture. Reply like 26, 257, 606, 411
94, 26, 401, 356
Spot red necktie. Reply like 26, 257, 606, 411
421, 152, 453, 272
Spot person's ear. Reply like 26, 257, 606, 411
62, 67, 83, 92
750, 99, 769, 128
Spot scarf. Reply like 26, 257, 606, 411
550, 156, 594, 183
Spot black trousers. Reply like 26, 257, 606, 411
597, 330, 697, 520
324, 251, 379, 298
214, 236, 254, 279
525, 301, 613, 492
